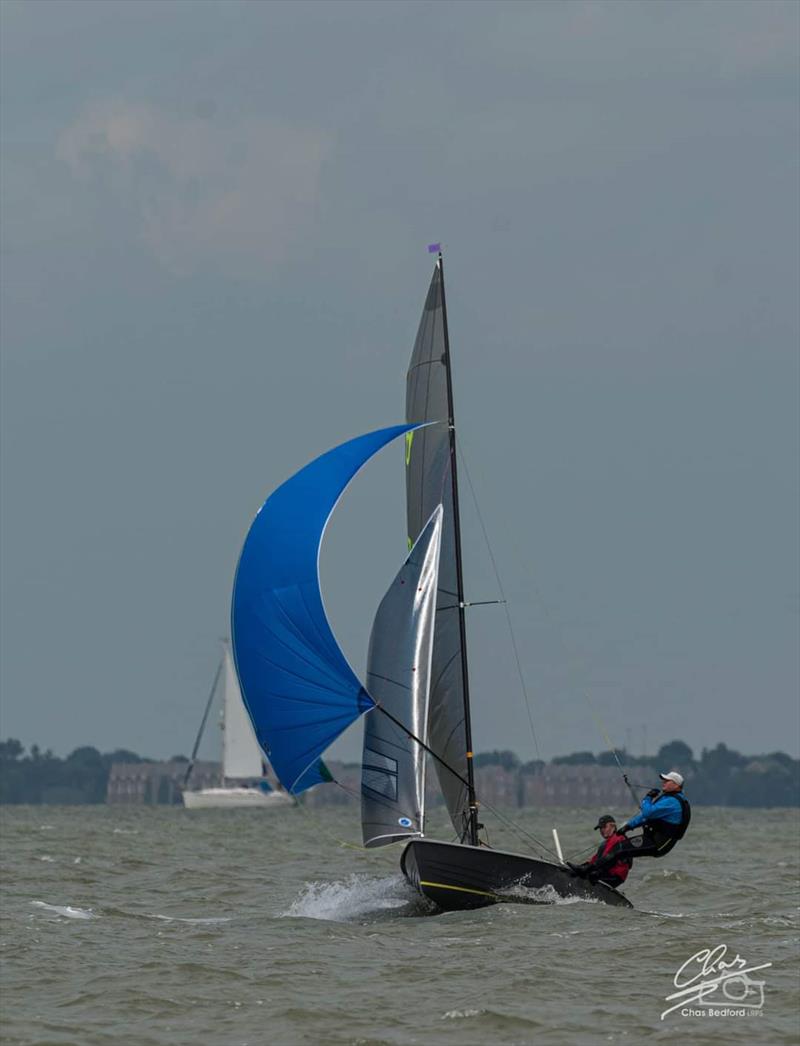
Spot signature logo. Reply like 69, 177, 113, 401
661, 944, 771, 1020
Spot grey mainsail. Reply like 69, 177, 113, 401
405, 265, 471, 837
361, 506, 443, 848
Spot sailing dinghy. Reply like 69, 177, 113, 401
231, 255, 631, 910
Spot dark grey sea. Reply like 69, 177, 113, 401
1, 804, 797, 1045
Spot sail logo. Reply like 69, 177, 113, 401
661, 944, 771, 1020
404, 430, 414, 466
398, 817, 412, 828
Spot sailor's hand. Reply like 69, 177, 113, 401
646, 788, 660, 799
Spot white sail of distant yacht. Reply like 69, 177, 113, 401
181, 641, 293, 810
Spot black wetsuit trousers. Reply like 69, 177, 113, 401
594, 834, 667, 870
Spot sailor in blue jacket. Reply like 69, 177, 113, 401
609, 770, 691, 863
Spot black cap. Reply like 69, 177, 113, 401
593, 814, 616, 830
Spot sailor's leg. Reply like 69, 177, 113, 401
616, 838, 660, 862
594, 836, 659, 870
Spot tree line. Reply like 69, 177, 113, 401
1, 737, 797, 806
0, 740, 187, 805
474, 739, 799, 807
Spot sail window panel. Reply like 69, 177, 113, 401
363, 749, 399, 775
362, 767, 399, 802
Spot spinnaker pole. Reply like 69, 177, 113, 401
437, 251, 480, 847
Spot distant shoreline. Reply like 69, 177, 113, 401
1, 738, 798, 807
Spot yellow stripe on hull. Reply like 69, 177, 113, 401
419, 880, 500, 900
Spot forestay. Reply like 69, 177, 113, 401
361, 505, 443, 847
231, 425, 416, 794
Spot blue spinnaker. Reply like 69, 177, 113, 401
231, 425, 417, 793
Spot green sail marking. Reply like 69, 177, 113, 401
406, 433, 415, 549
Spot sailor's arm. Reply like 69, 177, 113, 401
619, 795, 656, 832
621, 794, 684, 833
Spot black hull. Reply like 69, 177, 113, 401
401, 838, 633, 911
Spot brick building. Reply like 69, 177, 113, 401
106, 760, 219, 805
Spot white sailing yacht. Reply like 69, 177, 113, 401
182, 641, 293, 810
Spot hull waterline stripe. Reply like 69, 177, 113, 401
419, 879, 499, 899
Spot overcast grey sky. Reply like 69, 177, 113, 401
1, 0, 798, 766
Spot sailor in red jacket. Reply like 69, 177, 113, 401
568, 814, 632, 888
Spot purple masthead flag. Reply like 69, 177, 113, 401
427, 242, 441, 254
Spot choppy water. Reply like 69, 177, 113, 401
1, 804, 798, 1045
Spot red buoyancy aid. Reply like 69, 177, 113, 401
589, 832, 631, 883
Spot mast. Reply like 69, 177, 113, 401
183, 655, 223, 789
437, 251, 480, 847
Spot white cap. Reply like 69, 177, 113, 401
659, 770, 684, 787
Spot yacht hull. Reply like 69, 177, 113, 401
401, 838, 633, 910
181, 787, 293, 810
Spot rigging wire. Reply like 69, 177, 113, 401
581, 692, 640, 807
474, 796, 558, 860
311, 768, 584, 866
339, 771, 556, 861
310, 776, 557, 863
373, 702, 559, 860
457, 440, 640, 807
456, 444, 543, 763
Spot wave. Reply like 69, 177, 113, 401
151, 914, 232, 925
92, 904, 232, 925
497, 882, 599, 905
31, 901, 96, 920
282, 873, 422, 922
440, 1008, 541, 1032
640, 867, 697, 881
639, 908, 687, 919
